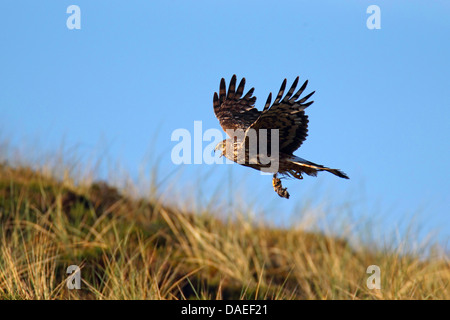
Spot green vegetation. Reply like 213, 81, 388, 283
0, 163, 448, 300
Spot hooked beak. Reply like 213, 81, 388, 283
214, 144, 223, 157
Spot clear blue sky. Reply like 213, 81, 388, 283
1, 1, 449, 245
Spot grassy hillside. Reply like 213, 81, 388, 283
0, 162, 448, 300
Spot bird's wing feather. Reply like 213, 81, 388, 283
245, 77, 314, 154
213, 75, 261, 136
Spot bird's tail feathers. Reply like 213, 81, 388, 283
289, 156, 349, 179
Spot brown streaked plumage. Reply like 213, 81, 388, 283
213, 75, 349, 199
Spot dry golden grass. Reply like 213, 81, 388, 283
0, 162, 448, 300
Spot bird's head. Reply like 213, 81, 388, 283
214, 139, 228, 157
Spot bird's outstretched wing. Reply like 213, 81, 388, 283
245, 77, 315, 154
213, 75, 261, 135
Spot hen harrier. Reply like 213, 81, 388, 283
213, 75, 349, 199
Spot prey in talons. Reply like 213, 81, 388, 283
272, 174, 290, 199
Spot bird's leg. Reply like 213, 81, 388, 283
294, 171, 303, 180
272, 174, 290, 199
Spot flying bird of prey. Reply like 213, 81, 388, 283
213, 75, 349, 199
